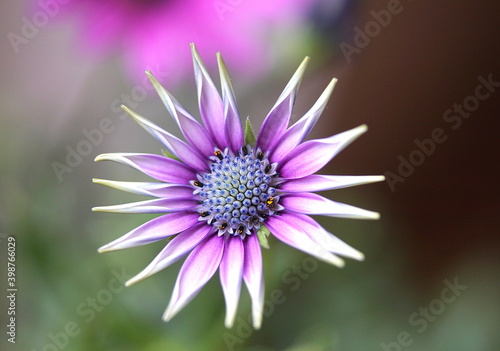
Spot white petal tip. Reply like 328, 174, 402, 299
370, 175, 386, 183
344, 250, 365, 261
224, 308, 238, 329
300, 56, 310, 67
97, 243, 123, 253
224, 318, 234, 329
162, 305, 178, 322
331, 257, 345, 268
252, 314, 263, 330
124, 277, 138, 287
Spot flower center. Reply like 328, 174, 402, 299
193, 146, 282, 238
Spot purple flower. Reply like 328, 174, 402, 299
57, 0, 315, 83
93, 44, 384, 328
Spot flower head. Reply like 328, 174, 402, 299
93, 44, 384, 328
54, 0, 315, 83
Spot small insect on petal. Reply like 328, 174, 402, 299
214, 150, 223, 161
266, 196, 276, 209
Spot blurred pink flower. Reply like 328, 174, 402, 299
57, 0, 316, 83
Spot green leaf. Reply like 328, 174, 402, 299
161, 149, 180, 161
244, 117, 256, 147
257, 225, 271, 249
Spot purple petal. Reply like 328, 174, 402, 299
281, 193, 380, 219
92, 198, 198, 214
146, 71, 215, 158
243, 233, 265, 329
92, 179, 194, 198
191, 44, 227, 149
126, 222, 213, 286
266, 213, 345, 267
269, 78, 337, 163
278, 212, 364, 261
95, 153, 195, 184
122, 105, 208, 172
98, 212, 200, 252
279, 175, 385, 193
256, 57, 309, 152
219, 237, 244, 328
278, 125, 368, 179
163, 233, 224, 321
218, 53, 243, 154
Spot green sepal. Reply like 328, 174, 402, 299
257, 225, 271, 249
161, 149, 180, 161
244, 117, 256, 147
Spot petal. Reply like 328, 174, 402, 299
243, 233, 265, 329
279, 213, 364, 261
163, 233, 224, 321
256, 57, 309, 152
281, 193, 380, 220
219, 237, 244, 328
126, 222, 213, 286
278, 125, 368, 179
191, 43, 227, 149
270, 78, 337, 163
95, 153, 195, 184
121, 105, 208, 172
217, 52, 243, 154
279, 175, 385, 193
92, 198, 198, 214
146, 71, 215, 158
266, 214, 345, 267
98, 212, 200, 252
92, 179, 194, 198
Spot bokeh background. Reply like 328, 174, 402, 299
1, 0, 499, 350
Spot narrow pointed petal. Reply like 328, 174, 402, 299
270, 78, 337, 163
191, 44, 227, 148
126, 223, 212, 286
281, 213, 364, 261
219, 237, 244, 328
266, 214, 345, 267
98, 212, 200, 252
121, 105, 208, 172
243, 233, 264, 329
92, 198, 198, 214
146, 70, 215, 158
281, 193, 380, 220
256, 57, 309, 152
278, 125, 368, 179
92, 179, 194, 198
163, 234, 224, 321
95, 153, 195, 184
218, 53, 243, 153
279, 175, 385, 193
